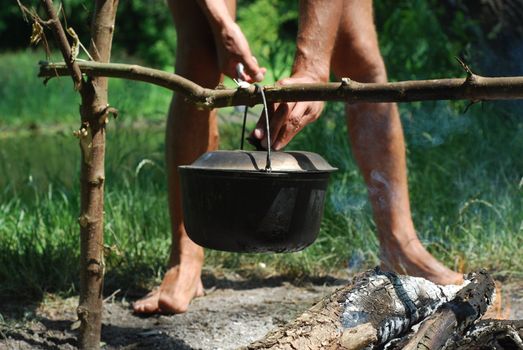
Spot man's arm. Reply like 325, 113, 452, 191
196, 0, 265, 82
253, 0, 343, 150
292, 0, 342, 82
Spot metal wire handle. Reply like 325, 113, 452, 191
237, 63, 271, 171
238, 85, 272, 172
257, 84, 272, 171
240, 104, 248, 150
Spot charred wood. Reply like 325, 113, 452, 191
446, 319, 523, 350
245, 268, 465, 350
400, 269, 495, 350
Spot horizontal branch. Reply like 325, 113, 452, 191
39, 61, 523, 108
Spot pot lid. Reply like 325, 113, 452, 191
182, 150, 337, 173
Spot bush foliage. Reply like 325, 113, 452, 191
2, 0, 484, 73
4, 0, 176, 68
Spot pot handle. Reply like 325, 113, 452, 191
258, 84, 272, 171
238, 81, 272, 171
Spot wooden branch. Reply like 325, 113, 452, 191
40, 0, 83, 91
75, 1, 119, 350
39, 61, 210, 104
401, 269, 495, 350
37, 3, 114, 349
39, 61, 523, 108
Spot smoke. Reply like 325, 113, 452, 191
329, 179, 368, 216
347, 249, 366, 272
401, 101, 471, 148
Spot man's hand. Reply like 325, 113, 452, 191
217, 21, 266, 82
196, 0, 265, 83
249, 0, 343, 150
252, 74, 324, 151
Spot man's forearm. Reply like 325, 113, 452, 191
293, 0, 343, 81
196, 0, 234, 34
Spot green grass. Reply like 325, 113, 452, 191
0, 50, 173, 129
1, 51, 522, 300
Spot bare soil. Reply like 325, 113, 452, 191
1, 275, 522, 350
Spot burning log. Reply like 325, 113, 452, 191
389, 269, 495, 349
245, 267, 466, 350
445, 319, 523, 350
247, 268, 523, 350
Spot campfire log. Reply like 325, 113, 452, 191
245, 268, 465, 350
399, 269, 495, 350
446, 319, 523, 350
245, 267, 522, 350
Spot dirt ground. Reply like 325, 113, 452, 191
1, 274, 522, 350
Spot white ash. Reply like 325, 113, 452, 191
341, 269, 466, 345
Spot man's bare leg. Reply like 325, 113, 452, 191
133, 0, 233, 314
331, 0, 462, 285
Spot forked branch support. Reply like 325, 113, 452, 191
39, 61, 523, 108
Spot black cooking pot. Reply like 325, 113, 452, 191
179, 150, 337, 252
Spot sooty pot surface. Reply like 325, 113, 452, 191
179, 150, 336, 253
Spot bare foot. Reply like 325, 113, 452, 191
133, 246, 205, 315
157, 262, 205, 314
380, 236, 464, 285
133, 287, 161, 314
133, 266, 204, 315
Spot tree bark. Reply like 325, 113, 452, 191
39, 1, 83, 91
36, 1, 118, 348
75, 2, 118, 349
38, 0, 118, 348
39, 61, 523, 108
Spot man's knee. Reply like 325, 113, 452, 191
332, 38, 388, 84
349, 40, 387, 83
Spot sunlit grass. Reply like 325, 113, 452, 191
0, 50, 172, 129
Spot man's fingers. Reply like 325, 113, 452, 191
241, 55, 266, 82
261, 102, 292, 150
277, 76, 311, 86
272, 103, 309, 150
253, 106, 267, 140
252, 103, 275, 141
252, 102, 290, 151
277, 77, 293, 86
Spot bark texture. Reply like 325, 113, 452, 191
245, 269, 517, 350
244, 282, 349, 350
340, 269, 463, 347
39, 1, 83, 90
39, 61, 523, 108
76, 2, 118, 349
39, 1, 118, 349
